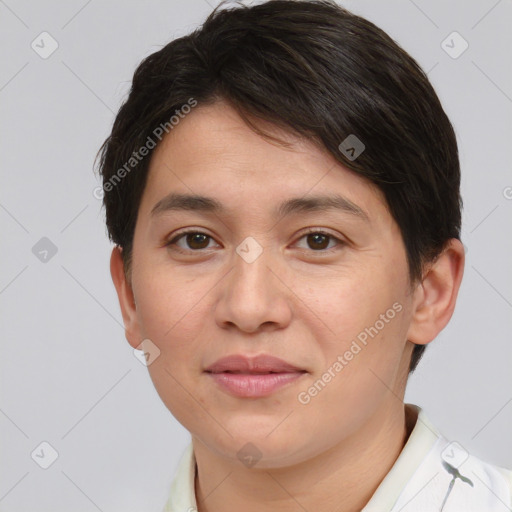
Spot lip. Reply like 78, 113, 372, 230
204, 354, 307, 398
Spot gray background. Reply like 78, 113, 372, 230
1, 0, 511, 510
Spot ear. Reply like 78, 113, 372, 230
406, 238, 465, 345
110, 246, 142, 349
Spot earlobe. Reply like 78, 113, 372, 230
110, 246, 142, 349
406, 239, 465, 346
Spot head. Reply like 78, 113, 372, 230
97, 0, 464, 466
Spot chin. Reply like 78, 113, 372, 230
200, 426, 314, 466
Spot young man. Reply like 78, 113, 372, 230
96, 1, 512, 510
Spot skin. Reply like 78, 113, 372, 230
110, 100, 465, 512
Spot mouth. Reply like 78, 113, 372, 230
204, 353, 306, 374
204, 353, 307, 398
206, 371, 306, 398
206, 370, 303, 375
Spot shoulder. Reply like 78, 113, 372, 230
475, 455, 512, 508
390, 405, 512, 511
423, 431, 512, 511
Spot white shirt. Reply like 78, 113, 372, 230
162, 404, 512, 511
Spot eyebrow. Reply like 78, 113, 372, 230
150, 192, 370, 222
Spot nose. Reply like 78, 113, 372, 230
214, 242, 293, 334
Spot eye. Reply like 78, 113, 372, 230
165, 229, 345, 254
165, 231, 218, 252
294, 229, 345, 252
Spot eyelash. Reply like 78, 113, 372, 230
164, 228, 345, 255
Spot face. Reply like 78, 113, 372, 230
118, 100, 419, 467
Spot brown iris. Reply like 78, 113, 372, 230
306, 233, 330, 250
185, 233, 210, 250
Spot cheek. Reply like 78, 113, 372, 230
134, 274, 208, 421
309, 261, 410, 381
134, 264, 203, 339
131, 274, 213, 409
315, 269, 401, 337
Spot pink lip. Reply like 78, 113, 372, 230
204, 354, 307, 398
205, 354, 305, 373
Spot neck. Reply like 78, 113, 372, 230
192, 402, 417, 512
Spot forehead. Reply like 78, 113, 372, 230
139, 101, 389, 223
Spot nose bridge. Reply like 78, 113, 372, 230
215, 235, 291, 332
231, 235, 274, 301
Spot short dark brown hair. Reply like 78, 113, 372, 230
95, 0, 462, 373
